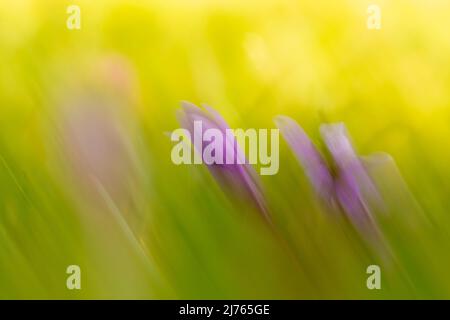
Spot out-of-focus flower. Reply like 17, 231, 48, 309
177, 101, 269, 219
275, 116, 383, 236
61, 97, 132, 204
320, 124, 383, 232
59, 54, 141, 209
94, 54, 140, 107
274, 116, 335, 206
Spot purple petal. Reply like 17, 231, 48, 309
177, 101, 268, 218
274, 116, 335, 205
320, 123, 381, 230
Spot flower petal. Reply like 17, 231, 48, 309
275, 115, 334, 205
177, 102, 269, 218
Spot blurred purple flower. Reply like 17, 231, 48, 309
320, 124, 382, 232
61, 96, 132, 206
275, 116, 382, 234
177, 101, 269, 219
274, 116, 335, 206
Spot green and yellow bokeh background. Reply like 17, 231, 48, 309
0, 0, 450, 299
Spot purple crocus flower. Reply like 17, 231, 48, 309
274, 116, 335, 207
275, 116, 383, 235
62, 97, 131, 203
177, 101, 269, 219
320, 123, 382, 232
